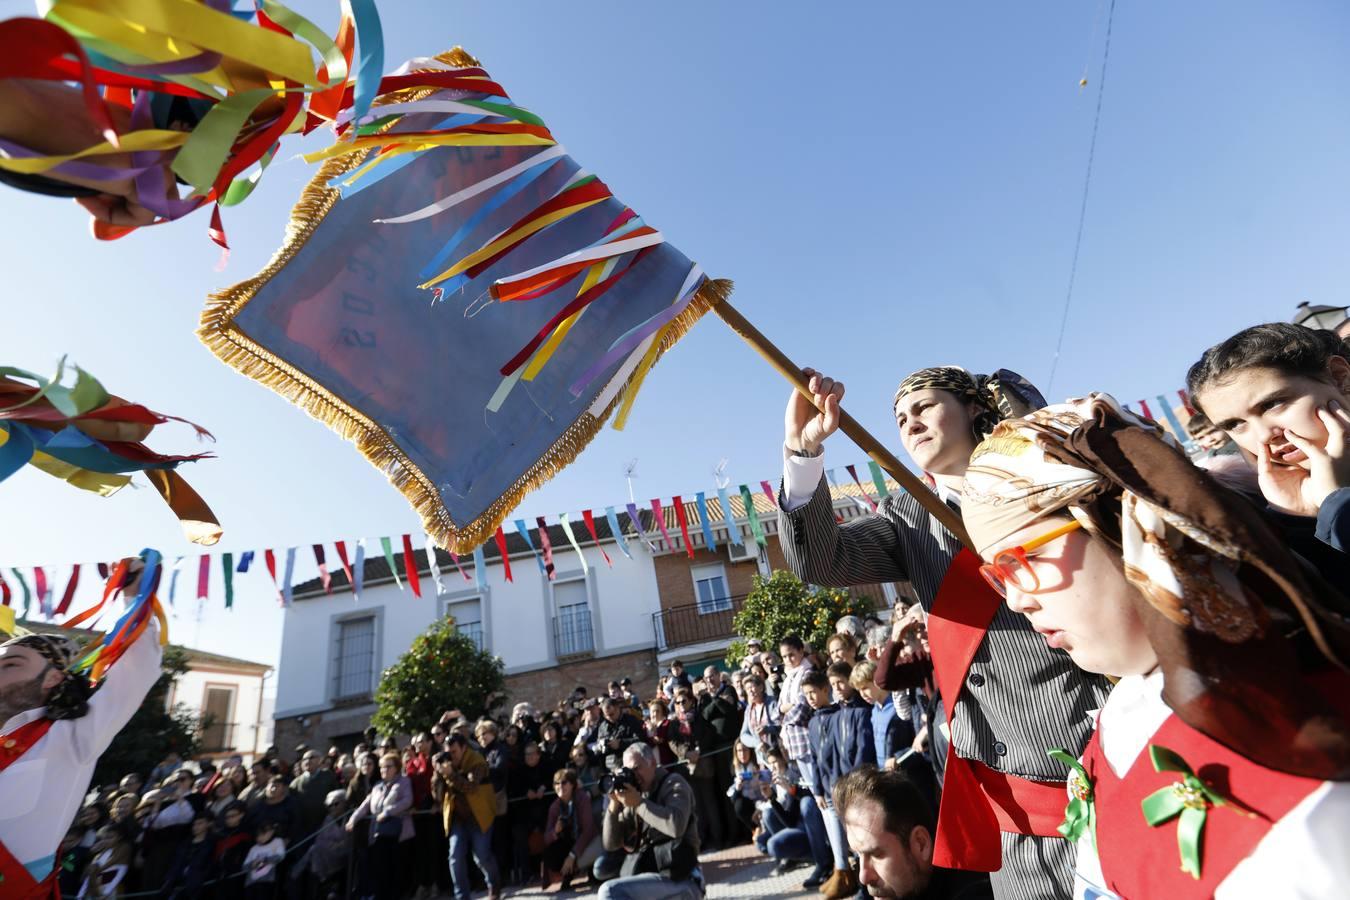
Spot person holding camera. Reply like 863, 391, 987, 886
595, 743, 703, 899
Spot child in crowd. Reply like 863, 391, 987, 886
161, 809, 219, 899
961, 392, 1350, 898
803, 668, 859, 899
243, 821, 286, 899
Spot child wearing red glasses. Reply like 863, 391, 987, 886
961, 392, 1350, 900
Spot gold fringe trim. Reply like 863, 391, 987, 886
199, 49, 730, 553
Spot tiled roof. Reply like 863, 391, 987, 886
291, 477, 905, 600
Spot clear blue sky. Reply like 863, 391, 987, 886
3, 0, 1347, 668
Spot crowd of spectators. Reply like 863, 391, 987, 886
62, 605, 951, 899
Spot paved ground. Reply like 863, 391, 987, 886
501, 842, 823, 898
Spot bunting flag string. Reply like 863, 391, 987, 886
379, 537, 403, 589
650, 499, 678, 554
352, 539, 366, 601
671, 496, 695, 559
55, 564, 79, 617
281, 547, 297, 607
558, 513, 590, 574
695, 492, 718, 552
739, 484, 768, 548
826, 468, 873, 513
844, 464, 878, 511
334, 541, 355, 590
494, 526, 513, 583
472, 546, 488, 592
514, 519, 547, 577
867, 461, 891, 500
625, 503, 658, 553
424, 533, 446, 596
581, 509, 614, 567
222, 553, 234, 609
534, 517, 557, 580
313, 544, 332, 594
196, 555, 210, 601
401, 534, 422, 597
717, 487, 744, 547
603, 506, 633, 560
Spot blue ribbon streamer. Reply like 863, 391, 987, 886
352, 540, 366, 601
236, 551, 254, 573
473, 546, 488, 592
604, 506, 633, 560
167, 556, 184, 606
281, 547, 297, 607
514, 519, 547, 575
347, 0, 385, 126
1156, 394, 1194, 450
716, 486, 743, 547
695, 492, 718, 551
0, 422, 36, 483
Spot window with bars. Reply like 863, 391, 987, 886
692, 564, 732, 614
448, 598, 484, 651
333, 616, 376, 700
554, 579, 594, 656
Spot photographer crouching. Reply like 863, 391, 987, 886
594, 743, 704, 899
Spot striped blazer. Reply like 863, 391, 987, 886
777, 477, 1108, 781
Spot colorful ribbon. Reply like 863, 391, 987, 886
0, 571, 10, 607
581, 509, 614, 567
264, 549, 282, 604
672, 496, 696, 558
494, 526, 513, 583
650, 499, 678, 553
1048, 749, 1096, 847
534, 517, 557, 580
604, 506, 633, 560
352, 539, 366, 600
196, 555, 209, 601
759, 480, 778, 508
221, 553, 234, 609
401, 533, 422, 597
281, 547, 297, 607
625, 503, 658, 553
867, 461, 891, 499
379, 536, 402, 589
1156, 394, 1192, 447
313, 543, 332, 594
739, 485, 767, 547
695, 492, 718, 552
56, 564, 80, 617
424, 533, 446, 596
447, 549, 472, 582
473, 545, 488, 592
1140, 744, 1245, 880
717, 487, 744, 547
236, 550, 254, 573
334, 541, 355, 590
558, 514, 590, 574
10, 569, 31, 619
34, 567, 50, 616
844, 464, 879, 511
514, 519, 546, 577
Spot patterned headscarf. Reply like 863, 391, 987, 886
893, 366, 1046, 439
962, 392, 1350, 778
1, 632, 94, 720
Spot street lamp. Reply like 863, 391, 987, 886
1292, 301, 1349, 332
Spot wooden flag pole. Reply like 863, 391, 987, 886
710, 298, 974, 550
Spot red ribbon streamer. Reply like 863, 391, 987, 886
264, 549, 283, 604
494, 527, 513, 582
312, 544, 332, 594
0, 19, 120, 145
0, 571, 10, 607
581, 510, 613, 567
671, 496, 695, 558
401, 534, 422, 597
760, 481, 779, 509
845, 465, 879, 512
33, 567, 48, 612
197, 554, 210, 600
447, 551, 472, 581
1177, 389, 1197, 417
534, 517, 557, 580
467, 179, 612, 282
1137, 399, 1154, 421
334, 541, 355, 589
650, 499, 678, 553
56, 564, 80, 616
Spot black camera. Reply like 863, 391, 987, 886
599, 766, 638, 794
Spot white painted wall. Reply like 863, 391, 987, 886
170, 665, 270, 758
274, 537, 661, 720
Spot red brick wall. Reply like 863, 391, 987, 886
503, 648, 660, 711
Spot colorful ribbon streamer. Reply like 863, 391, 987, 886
580, 509, 613, 568
494, 526, 513, 583
867, 461, 890, 499
334, 541, 355, 590
558, 513, 589, 574
1048, 749, 1096, 847
534, 517, 557, 580
221, 553, 234, 609
671, 496, 696, 558
352, 539, 366, 600
166, 556, 183, 606
739, 484, 767, 547
1178, 389, 1197, 417
447, 549, 472, 582
56, 564, 79, 617
514, 519, 547, 577
695, 492, 718, 552
716, 487, 743, 547
625, 503, 658, 553
264, 549, 283, 604
401, 533, 422, 597
1156, 394, 1192, 447
34, 567, 50, 616
380, 536, 402, 589
759, 480, 778, 509
650, 499, 678, 553
603, 506, 633, 560
11, 569, 31, 618
313, 543, 332, 594
195, 555, 209, 601
281, 547, 297, 607
473, 545, 488, 592
424, 533, 446, 596
236, 550, 254, 573
0, 571, 10, 607
1137, 399, 1154, 421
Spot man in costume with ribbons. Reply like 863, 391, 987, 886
960, 393, 1350, 898
776, 366, 1109, 900
0, 555, 165, 898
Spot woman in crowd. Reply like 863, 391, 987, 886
645, 697, 678, 769
541, 768, 601, 893
477, 718, 514, 894
507, 741, 553, 886
961, 392, 1350, 898
728, 738, 766, 840
345, 752, 413, 900
208, 775, 239, 816
824, 632, 858, 666
538, 720, 569, 775
738, 674, 779, 767
1187, 322, 1350, 560
214, 800, 253, 900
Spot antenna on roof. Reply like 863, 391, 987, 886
713, 458, 731, 490
623, 459, 639, 504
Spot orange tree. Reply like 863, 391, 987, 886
372, 617, 505, 736
725, 570, 874, 667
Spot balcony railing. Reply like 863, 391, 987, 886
199, 722, 237, 753
554, 608, 595, 658
653, 595, 747, 651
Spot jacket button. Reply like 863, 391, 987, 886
993, 741, 1007, 756
969, 673, 985, 688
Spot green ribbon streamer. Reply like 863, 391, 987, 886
867, 460, 891, 498
380, 536, 403, 589
222, 552, 234, 610
0, 358, 109, 417
1048, 749, 1096, 848
462, 99, 546, 128
1140, 744, 1235, 880
11, 569, 31, 620
739, 484, 767, 547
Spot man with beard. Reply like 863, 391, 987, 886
0, 561, 163, 898
835, 766, 991, 900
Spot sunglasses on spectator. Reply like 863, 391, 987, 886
978, 520, 1083, 598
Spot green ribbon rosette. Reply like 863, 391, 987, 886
1140, 744, 1249, 880
1048, 749, 1097, 847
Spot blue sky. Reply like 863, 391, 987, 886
2, 0, 1347, 667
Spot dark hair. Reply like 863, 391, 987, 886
445, 733, 468, 749
833, 765, 936, 840
801, 670, 830, 690
778, 635, 805, 652
553, 767, 579, 787
1184, 412, 1215, 437
763, 747, 786, 764
1187, 323, 1349, 414
743, 674, 765, 690
827, 661, 854, 681
431, 751, 452, 766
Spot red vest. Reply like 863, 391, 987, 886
1084, 710, 1323, 898
0, 717, 59, 900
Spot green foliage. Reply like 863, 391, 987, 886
726, 570, 875, 667
372, 617, 506, 737
94, 646, 202, 788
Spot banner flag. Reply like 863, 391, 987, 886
867, 461, 890, 498
625, 503, 658, 552
401, 534, 422, 597
695, 492, 718, 552
264, 550, 283, 604
236, 550, 254, 573
845, 464, 878, 511
473, 546, 489, 592
335, 541, 356, 589
313, 544, 332, 594
494, 527, 514, 582
352, 539, 367, 600
603, 506, 633, 560
56, 565, 79, 617
425, 534, 447, 596
672, 496, 696, 558
650, 499, 678, 554
196, 556, 210, 601
380, 537, 403, 589
559, 513, 590, 574
222, 554, 234, 609
581, 509, 614, 567
739, 484, 767, 547
281, 547, 297, 607
716, 487, 743, 547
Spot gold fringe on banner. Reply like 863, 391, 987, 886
199, 48, 731, 554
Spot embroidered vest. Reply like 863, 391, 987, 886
0, 717, 58, 899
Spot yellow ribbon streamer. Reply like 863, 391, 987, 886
521, 261, 609, 381
303, 131, 554, 165
613, 323, 674, 431
0, 130, 189, 174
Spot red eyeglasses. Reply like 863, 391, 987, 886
978, 520, 1082, 598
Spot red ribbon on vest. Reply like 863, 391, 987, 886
0, 716, 58, 898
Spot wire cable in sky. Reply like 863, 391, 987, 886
1046, 0, 1117, 395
